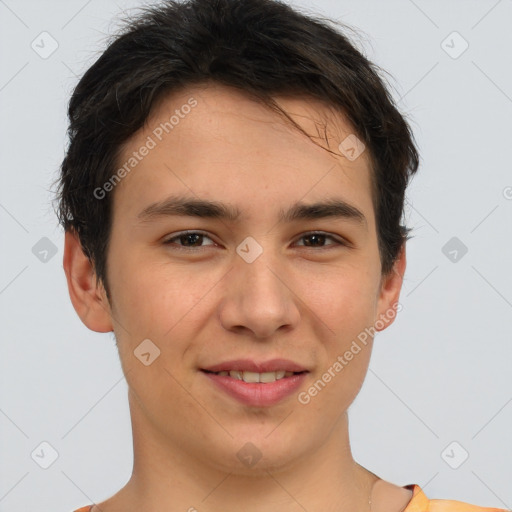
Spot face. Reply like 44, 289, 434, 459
68, 82, 404, 475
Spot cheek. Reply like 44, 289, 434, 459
108, 253, 224, 361
296, 264, 379, 338
109, 249, 181, 322
296, 266, 377, 400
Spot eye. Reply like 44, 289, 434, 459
162, 231, 216, 250
294, 231, 347, 249
162, 230, 347, 252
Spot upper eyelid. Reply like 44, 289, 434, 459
163, 230, 215, 242
294, 232, 343, 245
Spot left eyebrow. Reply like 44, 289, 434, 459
137, 195, 367, 229
277, 198, 367, 229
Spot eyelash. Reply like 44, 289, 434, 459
162, 230, 348, 252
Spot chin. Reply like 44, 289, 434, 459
202, 428, 307, 476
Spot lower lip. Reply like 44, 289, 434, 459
201, 371, 308, 407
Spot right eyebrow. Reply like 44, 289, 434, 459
137, 195, 242, 222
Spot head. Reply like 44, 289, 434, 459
58, 0, 418, 475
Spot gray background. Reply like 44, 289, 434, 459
1, 0, 511, 510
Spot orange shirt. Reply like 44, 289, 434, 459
402, 484, 507, 511
72, 483, 509, 511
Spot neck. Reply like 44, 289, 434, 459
116, 390, 377, 512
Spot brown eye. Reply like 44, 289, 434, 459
163, 231, 216, 249
295, 232, 345, 248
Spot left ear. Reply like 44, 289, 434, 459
375, 243, 406, 332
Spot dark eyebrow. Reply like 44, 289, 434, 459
278, 198, 367, 228
138, 195, 242, 222
137, 195, 367, 228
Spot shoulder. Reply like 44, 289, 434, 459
405, 484, 508, 512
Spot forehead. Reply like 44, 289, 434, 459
142, 82, 367, 160
113, 82, 375, 226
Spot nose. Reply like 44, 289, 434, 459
218, 251, 301, 339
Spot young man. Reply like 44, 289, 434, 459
57, 0, 506, 511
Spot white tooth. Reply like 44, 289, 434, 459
260, 371, 277, 383
242, 371, 260, 383
226, 370, 293, 382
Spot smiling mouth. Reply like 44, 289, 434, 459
201, 369, 306, 383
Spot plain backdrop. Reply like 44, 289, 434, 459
0, 0, 511, 510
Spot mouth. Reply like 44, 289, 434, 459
200, 360, 309, 407
201, 369, 306, 383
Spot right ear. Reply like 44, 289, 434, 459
63, 230, 113, 333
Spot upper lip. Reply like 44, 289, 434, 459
202, 359, 308, 373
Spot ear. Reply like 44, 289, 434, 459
375, 243, 406, 332
63, 230, 113, 333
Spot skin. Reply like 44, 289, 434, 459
64, 82, 412, 512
